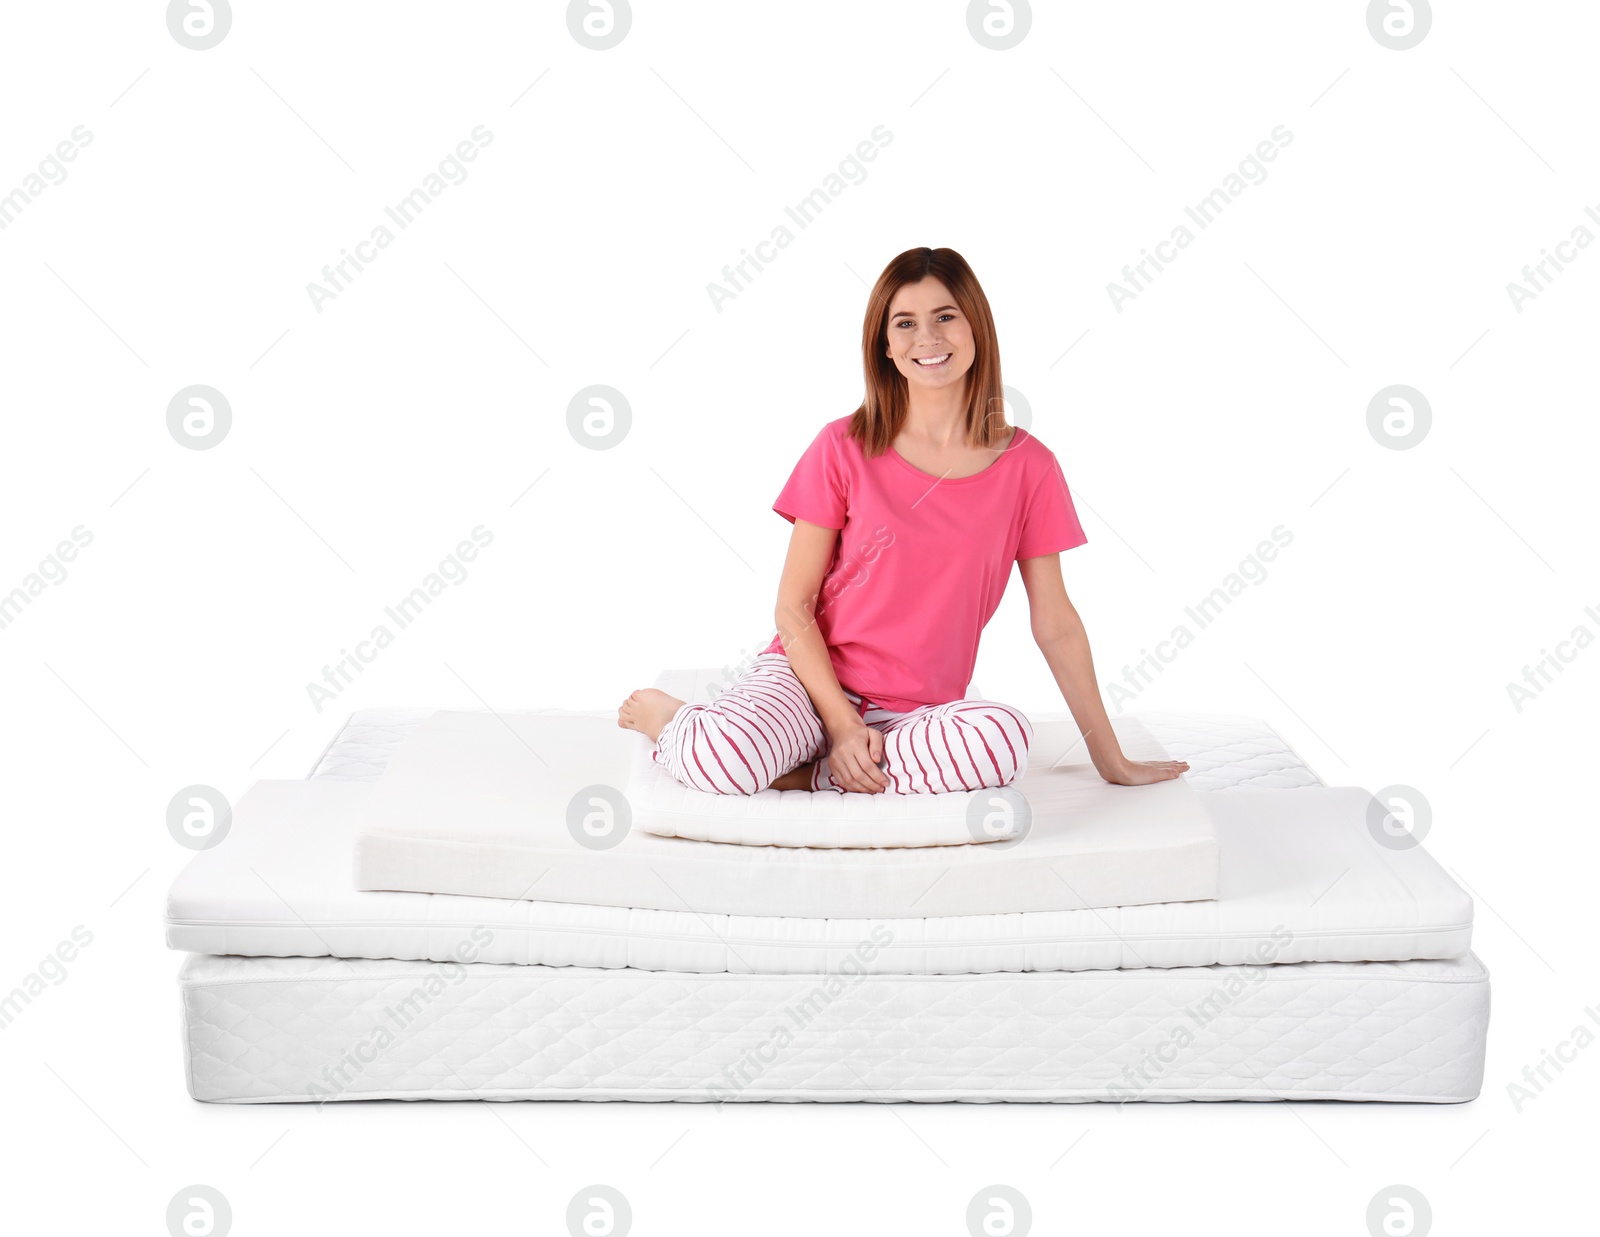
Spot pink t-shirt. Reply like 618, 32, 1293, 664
760, 415, 1087, 712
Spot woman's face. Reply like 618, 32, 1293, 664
883, 276, 975, 393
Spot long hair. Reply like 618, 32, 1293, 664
848, 247, 1006, 457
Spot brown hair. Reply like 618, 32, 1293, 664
847, 247, 1007, 457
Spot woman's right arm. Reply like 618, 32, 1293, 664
773, 518, 890, 792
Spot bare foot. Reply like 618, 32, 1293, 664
617, 688, 685, 743
771, 762, 816, 791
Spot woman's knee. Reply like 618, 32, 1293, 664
984, 701, 1033, 749
667, 707, 769, 795
957, 702, 1032, 785
964, 700, 1031, 745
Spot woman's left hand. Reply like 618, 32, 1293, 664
1098, 757, 1189, 786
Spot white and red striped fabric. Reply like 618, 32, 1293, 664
651, 652, 1032, 795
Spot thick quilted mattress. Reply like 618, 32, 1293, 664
178, 950, 1490, 1103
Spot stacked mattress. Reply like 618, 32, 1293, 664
167, 671, 1489, 1103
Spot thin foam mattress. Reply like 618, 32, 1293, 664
350, 707, 1223, 916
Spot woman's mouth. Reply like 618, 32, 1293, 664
913, 353, 952, 370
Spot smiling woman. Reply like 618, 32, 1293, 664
622, 245, 1190, 796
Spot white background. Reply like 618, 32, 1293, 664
1, 0, 1595, 1233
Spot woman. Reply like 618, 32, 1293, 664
619, 246, 1189, 795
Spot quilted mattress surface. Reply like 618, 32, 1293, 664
351, 707, 1221, 916
178, 950, 1490, 1103
310, 706, 1328, 792
164, 711, 1473, 974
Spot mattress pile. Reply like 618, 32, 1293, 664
167, 670, 1489, 1103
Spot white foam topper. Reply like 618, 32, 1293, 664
348, 708, 1222, 916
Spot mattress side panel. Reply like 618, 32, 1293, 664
179, 955, 1489, 1104
163, 912, 1476, 974
350, 828, 1222, 918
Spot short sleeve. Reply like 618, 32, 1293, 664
1016, 453, 1088, 560
773, 423, 848, 530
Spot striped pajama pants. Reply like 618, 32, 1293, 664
650, 652, 1033, 795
